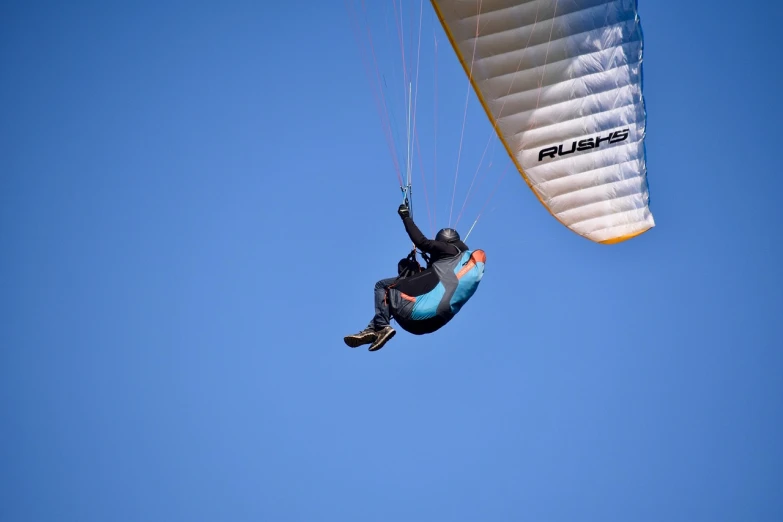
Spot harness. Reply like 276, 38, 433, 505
396, 248, 431, 279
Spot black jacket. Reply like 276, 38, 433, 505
402, 217, 468, 263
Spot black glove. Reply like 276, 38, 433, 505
398, 204, 410, 219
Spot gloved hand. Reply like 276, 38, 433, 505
398, 204, 410, 219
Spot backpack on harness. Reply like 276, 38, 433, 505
387, 248, 486, 335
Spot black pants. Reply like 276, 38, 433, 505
368, 277, 398, 330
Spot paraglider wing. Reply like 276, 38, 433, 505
431, 0, 655, 243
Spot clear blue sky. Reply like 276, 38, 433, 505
2, 1, 782, 521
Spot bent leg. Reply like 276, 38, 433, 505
345, 276, 399, 349
368, 277, 398, 331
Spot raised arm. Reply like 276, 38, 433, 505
398, 204, 456, 257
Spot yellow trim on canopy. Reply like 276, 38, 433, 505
599, 226, 652, 244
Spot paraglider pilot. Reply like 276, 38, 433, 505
344, 203, 469, 351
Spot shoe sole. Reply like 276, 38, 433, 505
369, 329, 396, 351
344, 333, 375, 348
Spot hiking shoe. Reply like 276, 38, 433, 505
344, 328, 377, 348
369, 326, 396, 351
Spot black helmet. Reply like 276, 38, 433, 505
435, 228, 460, 243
